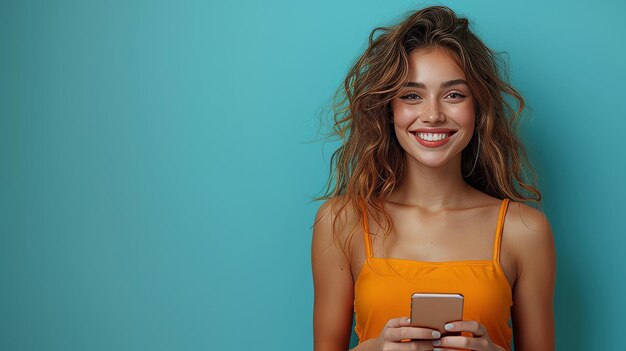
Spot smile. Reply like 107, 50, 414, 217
415, 132, 452, 141
410, 130, 457, 148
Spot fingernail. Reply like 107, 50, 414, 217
444, 323, 454, 330
407, 318, 411, 323
432, 330, 440, 338
432, 339, 441, 346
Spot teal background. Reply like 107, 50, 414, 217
2, 0, 625, 350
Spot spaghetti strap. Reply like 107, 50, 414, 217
492, 198, 510, 263
359, 199, 373, 261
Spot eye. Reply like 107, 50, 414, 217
399, 93, 422, 101
447, 92, 466, 99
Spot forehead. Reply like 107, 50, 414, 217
406, 47, 466, 81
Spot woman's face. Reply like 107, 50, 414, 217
390, 46, 475, 169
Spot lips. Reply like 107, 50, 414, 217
410, 129, 458, 134
410, 129, 457, 147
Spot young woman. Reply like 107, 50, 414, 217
311, 6, 556, 351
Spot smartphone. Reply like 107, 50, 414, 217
410, 293, 464, 337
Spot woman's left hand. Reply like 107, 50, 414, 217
430, 320, 505, 351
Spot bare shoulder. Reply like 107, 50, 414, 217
506, 201, 554, 244
505, 201, 556, 277
312, 196, 361, 262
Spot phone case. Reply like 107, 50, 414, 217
410, 293, 464, 337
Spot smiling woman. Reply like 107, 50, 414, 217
311, 5, 555, 351
392, 47, 475, 164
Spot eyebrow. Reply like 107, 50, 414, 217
403, 79, 468, 89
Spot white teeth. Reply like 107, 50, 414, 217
416, 132, 448, 141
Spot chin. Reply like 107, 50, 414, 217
407, 155, 454, 169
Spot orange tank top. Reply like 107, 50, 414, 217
353, 198, 513, 351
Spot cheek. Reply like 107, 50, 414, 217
391, 102, 414, 127
448, 102, 475, 128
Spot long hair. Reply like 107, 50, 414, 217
313, 5, 542, 261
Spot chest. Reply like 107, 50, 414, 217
348, 206, 518, 290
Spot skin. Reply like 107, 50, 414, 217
312, 47, 556, 351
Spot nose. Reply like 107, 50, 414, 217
420, 98, 445, 123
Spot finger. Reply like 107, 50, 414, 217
390, 340, 440, 351
386, 326, 442, 342
434, 335, 484, 350
412, 340, 445, 350
443, 320, 486, 337
385, 316, 413, 328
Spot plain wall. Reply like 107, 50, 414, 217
1, 0, 625, 349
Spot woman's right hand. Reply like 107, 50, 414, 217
370, 316, 442, 351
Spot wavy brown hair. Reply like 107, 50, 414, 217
312, 5, 542, 262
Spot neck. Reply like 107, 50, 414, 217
388, 153, 474, 211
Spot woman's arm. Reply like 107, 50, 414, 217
312, 200, 373, 351
509, 202, 557, 351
